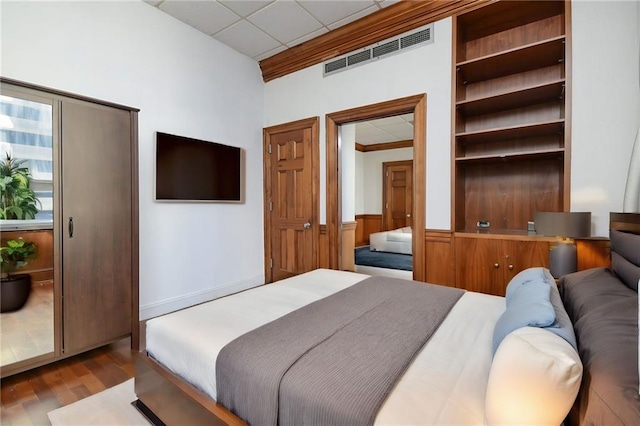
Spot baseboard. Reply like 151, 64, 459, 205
139, 273, 264, 320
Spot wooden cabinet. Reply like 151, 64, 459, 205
61, 100, 135, 353
0, 78, 138, 378
453, 1, 570, 233
455, 235, 551, 296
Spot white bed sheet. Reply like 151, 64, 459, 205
354, 264, 414, 280
146, 268, 505, 425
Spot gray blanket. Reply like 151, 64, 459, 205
216, 276, 464, 426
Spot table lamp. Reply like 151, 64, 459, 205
534, 212, 592, 278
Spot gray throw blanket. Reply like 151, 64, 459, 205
216, 276, 464, 426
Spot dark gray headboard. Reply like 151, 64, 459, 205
610, 212, 640, 291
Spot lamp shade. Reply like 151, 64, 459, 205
534, 212, 592, 238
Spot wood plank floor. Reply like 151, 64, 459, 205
0, 338, 133, 425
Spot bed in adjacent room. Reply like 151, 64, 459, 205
354, 245, 413, 280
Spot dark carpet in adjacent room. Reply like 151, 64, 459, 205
354, 246, 412, 271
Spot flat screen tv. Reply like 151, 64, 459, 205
155, 132, 242, 202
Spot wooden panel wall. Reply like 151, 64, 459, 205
341, 222, 357, 272
576, 239, 611, 270
355, 214, 383, 246
319, 225, 328, 269
425, 230, 454, 287
1, 229, 54, 284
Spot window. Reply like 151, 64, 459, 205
0, 95, 54, 221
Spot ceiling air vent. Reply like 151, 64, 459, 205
323, 23, 433, 77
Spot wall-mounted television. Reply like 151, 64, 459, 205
155, 132, 242, 202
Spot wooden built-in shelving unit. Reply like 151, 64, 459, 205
453, 0, 570, 234
452, 1, 571, 296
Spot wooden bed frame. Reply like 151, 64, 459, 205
134, 352, 244, 425
134, 212, 640, 426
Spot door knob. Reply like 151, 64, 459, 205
303, 222, 311, 229
406, 213, 411, 217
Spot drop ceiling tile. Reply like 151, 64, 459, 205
160, 0, 240, 35
378, 0, 401, 8
215, 20, 281, 58
371, 115, 406, 126
379, 122, 414, 138
356, 125, 387, 137
220, 0, 273, 18
286, 27, 328, 48
248, 1, 323, 44
399, 113, 414, 122
327, 5, 380, 30
298, 0, 375, 26
255, 44, 288, 62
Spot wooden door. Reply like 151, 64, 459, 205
264, 118, 318, 282
61, 100, 132, 353
383, 160, 413, 231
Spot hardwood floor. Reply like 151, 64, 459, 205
0, 338, 133, 425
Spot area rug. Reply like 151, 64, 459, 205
48, 379, 150, 425
355, 246, 412, 270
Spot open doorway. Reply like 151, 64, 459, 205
347, 116, 414, 280
326, 94, 427, 281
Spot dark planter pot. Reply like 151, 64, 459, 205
1, 273, 32, 313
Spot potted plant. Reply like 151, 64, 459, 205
0, 153, 40, 220
1, 238, 37, 312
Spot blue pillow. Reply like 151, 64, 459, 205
505, 267, 550, 302
492, 276, 556, 355
544, 279, 578, 350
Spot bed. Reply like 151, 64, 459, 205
135, 214, 640, 425
134, 213, 639, 426
369, 226, 412, 255
559, 212, 640, 425
354, 245, 413, 280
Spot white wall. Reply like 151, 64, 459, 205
357, 148, 414, 215
355, 151, 365, 214
265, 4, 640, 237
571, 1, 640, 235
1, 1, 265, 319
265, 18, 453, 229
341, 123, 356, 221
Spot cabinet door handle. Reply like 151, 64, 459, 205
494, 263, 500, 268
69, 217, 74, 238
508, 264, 514, 270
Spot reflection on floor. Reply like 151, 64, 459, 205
1, 281, 54, 366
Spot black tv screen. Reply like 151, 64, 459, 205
155, 132, 242, 202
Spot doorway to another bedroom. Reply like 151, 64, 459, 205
347, 116, 415, 280
326, 94, 426, 281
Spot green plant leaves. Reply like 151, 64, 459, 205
0, 238, 37, 278
0, 153, 41, 220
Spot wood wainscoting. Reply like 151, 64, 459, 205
424, 230, 454, 287
355, 214, 382, 247
341, 222, 357, 272
318, 223, 357, 271
0, 229, 54, 284
575, 238, 611, 270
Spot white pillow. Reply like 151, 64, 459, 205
485, 327, 582, 426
